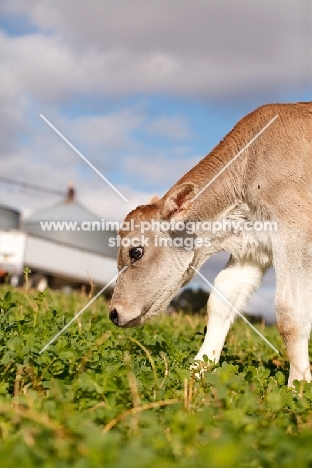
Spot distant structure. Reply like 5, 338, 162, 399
24, 186, 116, 258
0, 204, 22, 284
0, 186, 118, 292
0, 205, 20, 230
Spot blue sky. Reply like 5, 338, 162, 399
0, 0, 311, 320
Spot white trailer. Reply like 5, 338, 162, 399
0, 230, 117, 292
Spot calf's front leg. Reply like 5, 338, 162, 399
194, 256, 266, 364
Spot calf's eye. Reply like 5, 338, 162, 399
129, 246, 144, 262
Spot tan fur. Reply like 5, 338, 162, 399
148, 194, 160, 204
110, 102, 312, 386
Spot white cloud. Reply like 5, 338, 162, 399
147, 115, 193, 141
1, 0, 310, 105
0, 101, 160, 222
0, 0, 309, 185
72, 109, 144, 150
123, 153, 201, 189
0, 32, 101, 102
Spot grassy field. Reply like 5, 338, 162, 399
0, 285, 312, 468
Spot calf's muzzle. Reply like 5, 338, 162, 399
109, 308, 119, 325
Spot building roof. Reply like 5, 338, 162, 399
26, 199, 101, 223
24, 187, 117, 258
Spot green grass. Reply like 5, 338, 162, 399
0, 286, 312, 468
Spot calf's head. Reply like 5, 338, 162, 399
109, 183, 199, 327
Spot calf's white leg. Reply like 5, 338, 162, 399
194, 256, 266, 364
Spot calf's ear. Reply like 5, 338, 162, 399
161, 183, 198, 220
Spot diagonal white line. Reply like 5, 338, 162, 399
39, 266, 128, 354
191, 266, 279, 354
191, 114, 279, 202
40, 114, 129, 202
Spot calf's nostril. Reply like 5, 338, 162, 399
109, 309, 118, 325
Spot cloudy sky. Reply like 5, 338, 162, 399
0, 0, 311, 321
